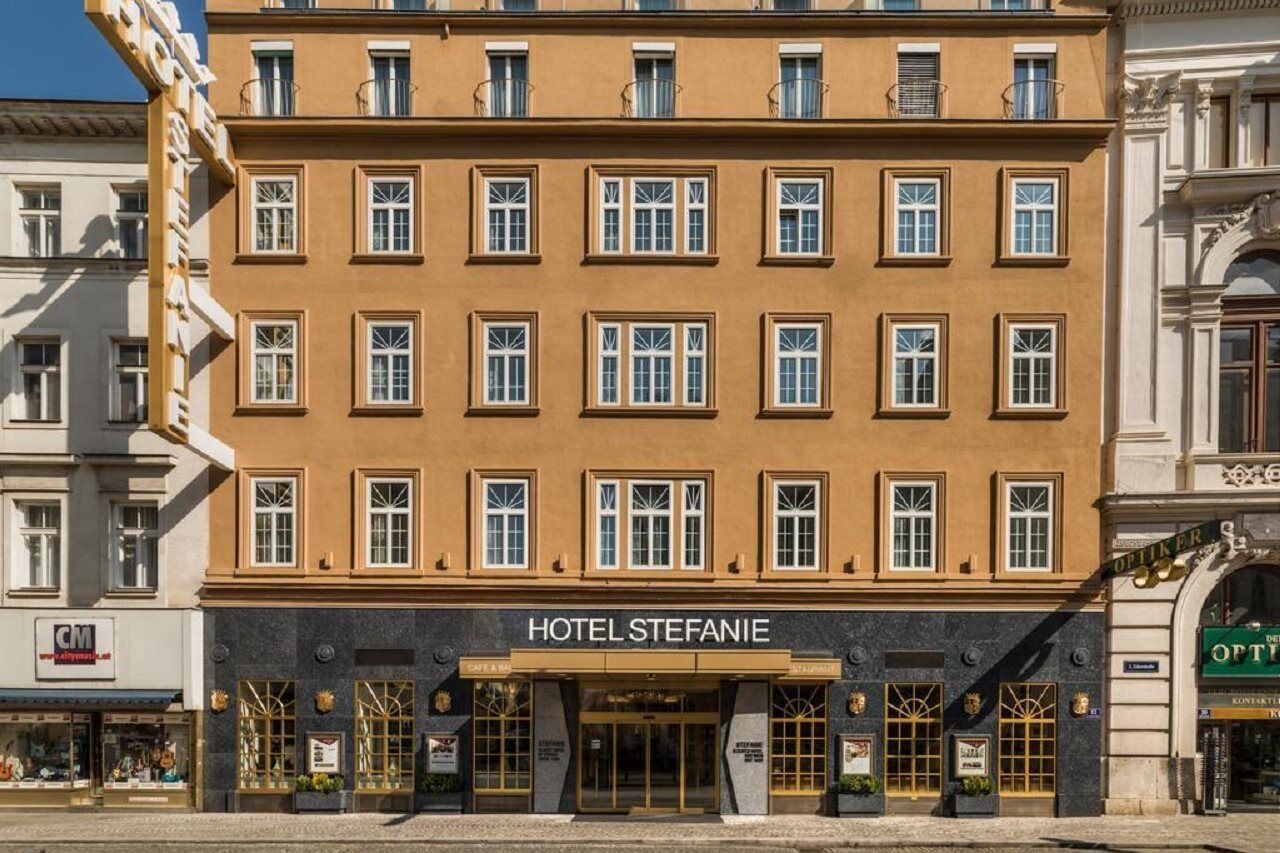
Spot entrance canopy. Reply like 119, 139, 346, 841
460, 649, 841, 681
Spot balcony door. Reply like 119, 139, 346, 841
488, 52, 529, 118
633, 54, 675, 118
1012, 56, 1055, 120
254, 51, 294, 117
779, 56, 821, 119
370, 53, 411, 117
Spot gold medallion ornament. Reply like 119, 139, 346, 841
433, 689, 452, 714
209, 689, 229, 713
1071, 691, 1091, 717
315, 689, 336, 714
963, 692, 982, 715
847, 691, 867, 716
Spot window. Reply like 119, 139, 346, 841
776, 54, 822, 120
484, 322, 529, 405
251, 177, 297, 253
998, 683, 1056, 796
249, 321, 297, 405
894, 50, 941, 118
252, 49, 294, 117
111, 341, 148, 423
589, 314, 713, 412
367, 52, 411, 117
891, 322, 939, 409
1220, 316, 1280, 453
631, 52, 676, 118
774, 480, 820, 570
110, 502, 159, 590
368, 177, 413, 254
17, 339, 61, 422
16, 501, 60, 589
1011, 179, 1057, 255
1260, 94, 1280, 167
473, 681, 532, 792
366, 477, 413, 568
1207, 96, 1230, 169
486, 52, 529, 118
116, 188, 147, 259
888, 480, 937, 571
885, 683, 942, 798
1004, 479, 1055, 571
19, 187, 60, 258
236, 680, 296, 791
770, 684, 827, 794
355, 681, 413, 791
367, 321, 414, 405
591, 171, 714, 259
1011, 56, 1056, 120
480, 476, 531, 569
589, 474, 709, 571
775, 323, 821, 407
486, 178, 529, 254
1009, 324, 1057, 408
250, 477, 297, 567
777, 180, 822, 255
894, 179, 938, 255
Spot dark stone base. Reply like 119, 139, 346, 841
416, 792, 464, 813
293, 791, 352, 814
950, 793, 997, 819
836, 792, 883, 817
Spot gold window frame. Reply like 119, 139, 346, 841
355, 680, 415, 792
884, 682, 942, 798
998, 682, 1056, 796
769, 682, 828, 795
472, 680, 533, 794
236, 679, 297, 792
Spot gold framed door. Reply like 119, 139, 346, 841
576, 717, 718, 813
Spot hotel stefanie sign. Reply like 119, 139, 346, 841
528, 616, 771, 644
1202, 626, 1280, 679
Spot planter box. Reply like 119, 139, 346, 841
416, 791, 464, 813
836, 792, 883, 817
950, 793, 997, 819
293, 790, 352, 814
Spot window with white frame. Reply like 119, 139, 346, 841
600, 178, 622, 253
116, 188, 148, 260
251, 321, 297, 404
111, 502, 159, 590
593, 476, 706, 571
595, 174, 711, 257
368, 52, 411, 117
1009, 324, 1056, 407
369, 177, 413, 253
251, 177, 297, 253
774, 323, 821, 407
1011, 178, 1058, 256
892, 324, 937, 408
483, 479, 528, 568
367, 477, 412, 567
894, 178, 938, 255
773, 481, 819, 570
17, 339, 61, 422
112, 340, 148, 422
368, 322, 413, 404
595, 318, 708, 409
485, 178, 529, 254
484, 322, 529, 405
776, 179, 822, 255
1006, 481, 1052, 571
685, 179, 707, 254
19, 187, 60, 258
890, 481, 936, 570
251, 477, 296, 567
16, 501, 60, 589
632, 180, 675, 254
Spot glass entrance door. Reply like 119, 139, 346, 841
576, 720, 718, 812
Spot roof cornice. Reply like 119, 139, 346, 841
0, 100, 146, 139
1118, 0, 1280, 18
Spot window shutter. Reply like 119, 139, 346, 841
897, 52, 939, 82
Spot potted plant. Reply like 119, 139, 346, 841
835, 773, 883, 817
292, 772, 351, 814
950, 775, 997, 818
416, 772, 464, 813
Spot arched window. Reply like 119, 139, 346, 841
1220, 251, 1280, 452
1199, 565, 1280, 626
1223, 249, 1280, 298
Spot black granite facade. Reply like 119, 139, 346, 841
203, 607, 1103, 816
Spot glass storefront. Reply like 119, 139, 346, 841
0, 713, 90, 789
102, 714, 189, 790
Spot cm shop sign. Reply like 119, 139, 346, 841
35, 618, 116, 680
1202, 626, 1280, 678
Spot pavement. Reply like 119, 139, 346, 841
0, 812, 1279, 853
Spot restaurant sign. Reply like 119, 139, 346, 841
1201, 626, 1280, 678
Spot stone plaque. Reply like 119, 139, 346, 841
724, 681, 768, 815
532, 680, 570, 813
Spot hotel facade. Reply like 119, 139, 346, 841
193, 0, 1112, 816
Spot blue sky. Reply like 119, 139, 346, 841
0, 0, 206, 102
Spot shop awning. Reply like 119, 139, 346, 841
459, 650, 841, 681
0, 689, 179, 708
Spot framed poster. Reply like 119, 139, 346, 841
307, 732, 343, 774
953, 735, 990, 778
839, 734, 874, 776
427, 734, 459, 774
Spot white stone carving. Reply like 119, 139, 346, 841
1222, 462, 1280, 487
1203, 192, 1279, 251
1120, 73, 1182, 126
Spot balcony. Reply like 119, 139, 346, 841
1003, 79, 1063, 120
769, 79, 828, 119
260, 0, 1054, 12
888, 80, 946, 118
357, 79, 418, 117
475, 79, 534, 117
240, 79, 298, 117
623, 79, 681, 118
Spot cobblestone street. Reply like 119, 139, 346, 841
0, 813, 1278, 852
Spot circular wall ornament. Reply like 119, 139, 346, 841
847, 646, 869, 666
434, 646, 457, 665
209, 643, 229, 664
1070, 647, 1091, 667
314, 644, 335, 664
961, 647, 982, 667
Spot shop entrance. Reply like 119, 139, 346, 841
1200, 721, 1280, 810
577, 684, 719, 813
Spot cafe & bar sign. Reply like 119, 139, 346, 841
1201, 626, 1280, 678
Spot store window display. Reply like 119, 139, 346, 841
103, 714, 188, 788
0, 713, 90, 788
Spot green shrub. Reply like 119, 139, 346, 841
294, 772, 344, 793
960, 775, 994, 796
838, 774, 881, 795
417, 772, 463, 794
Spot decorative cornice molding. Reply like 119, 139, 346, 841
0, 99, 145, 139
1120, 0, 1280, 18
1223, 462, 1280, 487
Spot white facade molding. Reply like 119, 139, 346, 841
1014, 43, 1057, 55
367, 40, 411, 52
633, 42, 676, 54
896, 43, 940, 54
1119, 72, 1182, 129
485, 41, 529, 52
779, 43, 822, 55
250, 40, 293, 52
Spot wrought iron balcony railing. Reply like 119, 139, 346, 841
357, 78, 418, 117
1003, 79, 1064, 120
888, 79, 946, 119
622, 79, 682, 118
475, 79, 534, 117
768, 78, 828, 119
240, 79, 298, 117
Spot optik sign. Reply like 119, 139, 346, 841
35, 618, 115, 680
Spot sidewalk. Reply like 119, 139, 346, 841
0, 812, 1277, 851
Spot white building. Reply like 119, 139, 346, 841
0, 99, 209, 809
1106, 3, 1280, 816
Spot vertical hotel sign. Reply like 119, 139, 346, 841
86, 0, 236, 470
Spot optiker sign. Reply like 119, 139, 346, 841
35, 618, 116, 680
